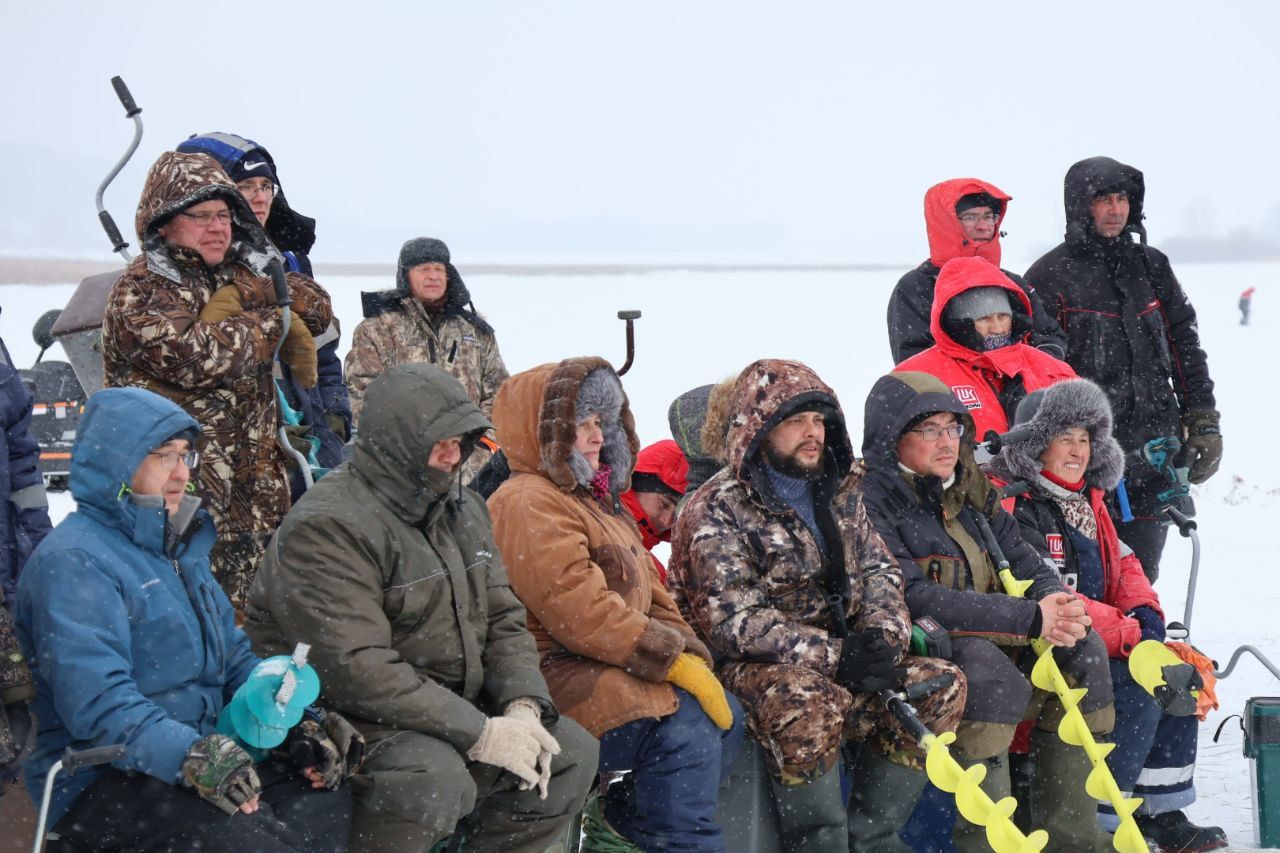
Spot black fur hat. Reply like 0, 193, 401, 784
984, 378, 1125, 490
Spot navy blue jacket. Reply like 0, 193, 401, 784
0, 341, 51, 606
16, 388, 258, 824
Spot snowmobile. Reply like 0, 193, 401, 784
18, 310, 87, 491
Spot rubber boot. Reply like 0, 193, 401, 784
768, 765, 848, 853
1028, 729, 1113, 852
952, 752, 1012, 853
846, 744, 926, 852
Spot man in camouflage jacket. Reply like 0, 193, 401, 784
669, 358, 966, 850
345, 237, 507, 482
102, 151, 333, 608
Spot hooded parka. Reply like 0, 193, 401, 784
488, 357, 712, 738
244, 364, 550, 750
887, 178, 1066, 363
897, 256, 1077, 439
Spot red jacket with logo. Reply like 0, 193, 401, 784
897, 257, 1077, 438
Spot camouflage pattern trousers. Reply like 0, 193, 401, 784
211, 531, 272, 617
719, 655, 966, 784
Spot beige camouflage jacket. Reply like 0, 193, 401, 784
102, 151, 331, 542
345, 293, 507, 480
668, 359, 910, 675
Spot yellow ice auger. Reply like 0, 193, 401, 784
994, 561, 1147, 853
881, 676, 1049, 852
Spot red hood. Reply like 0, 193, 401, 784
924, 178, 1012, 268
929, 257, 1033, 365
634, 439, 689, 495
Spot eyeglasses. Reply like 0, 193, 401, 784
907, 423, 965, 442
149, 449, 200, 471
236, 180, 277, 199
177, 209, 234, 226
958, 212, 999, 225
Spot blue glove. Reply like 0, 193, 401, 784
1130, 606, 1166, 643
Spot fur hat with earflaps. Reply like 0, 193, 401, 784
984, 378, 1126, 490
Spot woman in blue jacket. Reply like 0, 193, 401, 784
16, 387, 352, 851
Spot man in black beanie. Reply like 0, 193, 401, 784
345, 238, 508, 481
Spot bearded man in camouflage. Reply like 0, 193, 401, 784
668, 358, 966, 852
102, 151, 333, 609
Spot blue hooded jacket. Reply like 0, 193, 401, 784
16, 388, 258, 823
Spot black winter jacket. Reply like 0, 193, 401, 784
1023, 157, 1215, 454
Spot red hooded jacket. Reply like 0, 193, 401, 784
620, 440, 689, 584
924, 177, 1012, 268
897, 257, 1076, 437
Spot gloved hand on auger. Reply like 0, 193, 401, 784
836, 628, 906, 693
1179, 409, 1222, 485
200, 284, 317, 387
664, 652, 734, 730
283, 707, 365, 790
181, 733, 261, 815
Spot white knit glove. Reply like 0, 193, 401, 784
504, 698, 558, 798
466, 712, 560, 799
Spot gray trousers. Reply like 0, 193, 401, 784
349, 717, 598, 853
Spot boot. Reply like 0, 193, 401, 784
1028, 729, 1113, 852
768, 765, 848, 853
952, 752, 1012, 853
846, 744, 926, 852
1135, 809, 1228, 852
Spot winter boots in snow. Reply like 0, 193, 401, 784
1135, 809, 1228, 852
845, 744, 926, 852
768, 764, 848, 852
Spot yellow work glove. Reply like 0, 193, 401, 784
664, 652, 733, 730
278, 316, 317, 387
199, 285, 245, 323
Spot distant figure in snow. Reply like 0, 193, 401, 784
1240, 286, 1256, 325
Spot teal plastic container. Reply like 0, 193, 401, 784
1245, 697, 1280, 848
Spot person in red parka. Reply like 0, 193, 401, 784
896, 256, 1076, 442
620, 439, 689, 584
885, 178, 1066, 364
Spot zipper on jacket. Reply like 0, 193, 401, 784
428, 339, 437, 363
448, 341, 458, 363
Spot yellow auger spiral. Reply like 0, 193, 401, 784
997, 569, 1148, 853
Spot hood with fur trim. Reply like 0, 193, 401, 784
983, 378, 1126, 491
924, 178, 1012, 268
492, 357, 640, 496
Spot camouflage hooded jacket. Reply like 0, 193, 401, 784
102, 152, 330, 540
668, 359, 909, 675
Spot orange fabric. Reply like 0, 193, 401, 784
923, 178, 1012, 268
1165, 641, 1220, 720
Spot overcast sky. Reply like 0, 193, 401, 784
4, 1, 1278, 266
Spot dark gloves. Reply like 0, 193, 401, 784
180, 734, 260, 815
283, 708, 365, 790
835, 628, 906, 693
1179, 409, 1222, 485
1130, 606, 1166, 643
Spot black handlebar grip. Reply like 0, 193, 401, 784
98, 211, 128, 254
62, 744, 127, 773
111, 76, 141, 118
268, 258, 292, 307
1163, 505, 1197, 536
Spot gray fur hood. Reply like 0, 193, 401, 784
984, 378, 1126, 490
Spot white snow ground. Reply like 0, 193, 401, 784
2, 260, 1274, 849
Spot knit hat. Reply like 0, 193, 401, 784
945, 286, 1011, 322
227, 149, 277, 186
955, 192, 1002, 216
396, 237, 454, 294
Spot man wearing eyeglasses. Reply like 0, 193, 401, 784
101, 151, 333, 612
860, 370, 1115, 851
1024, 158, 1220, 584
887, 179, 1066, 364
177, 132, 353, 500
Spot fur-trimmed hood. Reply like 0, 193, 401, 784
492, 357, 640, 496
984, 378, 1126, 491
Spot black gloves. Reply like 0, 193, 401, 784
836, 628, 906, 693
1179, 409, 1222, 485
1130, 606, 1166, 643
283, 708, 365, 790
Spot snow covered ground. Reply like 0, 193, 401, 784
2, 259, 1274, 848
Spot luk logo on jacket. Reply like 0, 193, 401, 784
1045, 533, 1078, 591
951, 385, 982, 410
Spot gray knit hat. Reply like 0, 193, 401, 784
946, 286, 1012, 322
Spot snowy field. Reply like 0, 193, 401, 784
2, 260, 1275, 848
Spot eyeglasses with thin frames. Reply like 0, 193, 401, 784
177, 209, 234, 227
236, 180, 277, 199
908, 423, 965, 442
958, 212, 999, 226
149, 449, 200, 471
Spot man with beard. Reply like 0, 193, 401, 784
669, 359, 965, 851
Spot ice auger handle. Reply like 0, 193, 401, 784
111, 76, 141, 118
268, 258, 292, 308
61, 744, 126, 774
616, 310, 641, 376
1162, 505, 1196, 537
98, 210, 128, 256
